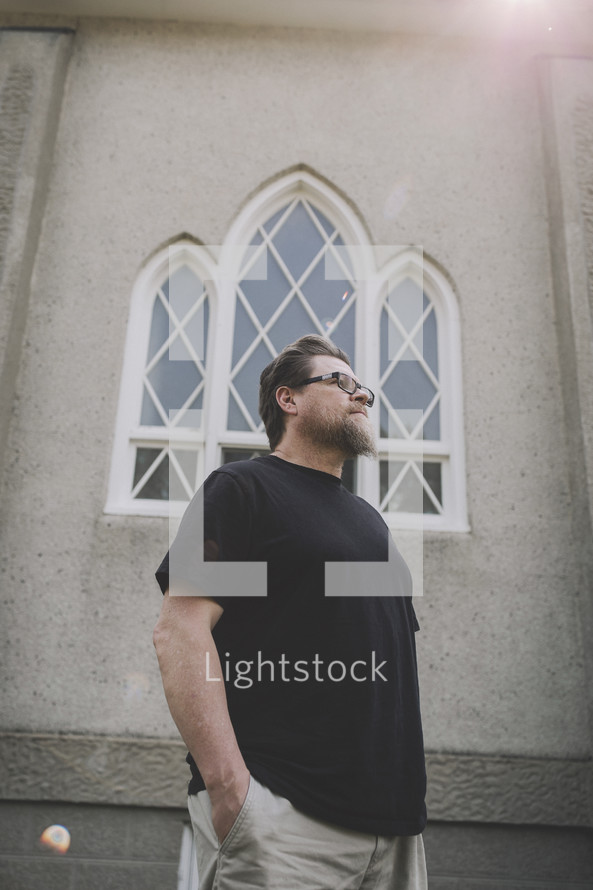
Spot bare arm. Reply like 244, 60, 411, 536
153, 591, 250, 841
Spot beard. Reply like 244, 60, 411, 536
306, 408, 378, 459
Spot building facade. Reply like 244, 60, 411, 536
0, 2, 592, 887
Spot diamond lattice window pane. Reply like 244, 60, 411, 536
172, 449, 199, 488
176, 390, 204, 429
300, 259, 352, 327
414, 306, 438, 377
423, 462, 442, 513
140, 389, 164, 426
229, 199, 358, 433
271, 202, 326, 282
134, 448, 169, 500
232, 300, 260, 368
384, 362, 440, 440
134, 447, 161, 489
164, 266, 203, 320
380, 283, 440, 441
141, 266, 208, 429
227, 391, 252, 431
169, 449, 199, 501
380, 402, 406, 439
146, 298, 170, 362
233, 341, 275, 428
329, 303, 355, 364
383, 360, 437, 412
393, 465, 424, 513
268, 298, 315, 353
309, 204, 337, 239
422, 408, 440, 440
380, 402, 390, 439
184, 300, 209, 364
332, 234, 354, 275
146, 355, 201, 416
387, 279, 426, 333
133, 448, 200, 502
240, 240, 269, 284
262, 206, 288, 234
380, 306, 406, 374
380, 459, 406, 510
239, 249, 291, 325
379, 459, 442, 514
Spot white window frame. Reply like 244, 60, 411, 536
105, 242, 218, 517
105, 171, 468, 532
211, 169, 374, 472
368, 248, 469, 532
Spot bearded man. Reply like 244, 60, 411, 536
153, 335, 427, 890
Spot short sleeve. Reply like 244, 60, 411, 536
154, 469, 252, 600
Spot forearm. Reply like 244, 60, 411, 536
154, 615, 247, 792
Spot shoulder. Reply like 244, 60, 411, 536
348, 489, 388, 522
205, 456, 272, 498
209, 456, 270, 483
212, 457, 268, 478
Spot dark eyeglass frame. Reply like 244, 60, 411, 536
299, 371, 375, 407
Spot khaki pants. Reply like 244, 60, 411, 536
188, 775, 428, 890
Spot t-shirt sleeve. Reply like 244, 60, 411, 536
155, 551, 170, 595
154, 469, 252, 601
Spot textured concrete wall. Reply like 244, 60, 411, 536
0, 800, 184, 890
1, 797, 591, 890
1, 733, 591, 827
0, 28, 73, 475
0, 16, 591, 820
424, 821, 593, 890
538, 56, 593, 758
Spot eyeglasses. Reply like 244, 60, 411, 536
300, 371, 375, 407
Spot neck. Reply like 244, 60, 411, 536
271, 441, 345, 479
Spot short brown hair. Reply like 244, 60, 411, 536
259, 335, 351, 451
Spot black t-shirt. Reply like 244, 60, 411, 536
155, 455, 426, 836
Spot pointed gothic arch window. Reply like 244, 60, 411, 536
209, 174, 371, 491
226, 197, 357, 433
106, 172, 467, 530
105, 243, 216, 515
374, 251, 467, 531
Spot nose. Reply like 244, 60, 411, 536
353, 388, 369, 406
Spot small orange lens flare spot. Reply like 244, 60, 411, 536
40, 825, 71, 854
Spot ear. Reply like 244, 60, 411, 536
275, 385, 298, 416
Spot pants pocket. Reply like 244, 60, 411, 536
218, 774, 256, 857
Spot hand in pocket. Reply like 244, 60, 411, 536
209, 770, 251, 844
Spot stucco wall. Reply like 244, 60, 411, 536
0, 19, 590, 773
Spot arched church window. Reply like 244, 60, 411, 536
105, 245, 214, 516
227, 197, 357, 433
375, 252, 467, 531
107, 172, 467, 530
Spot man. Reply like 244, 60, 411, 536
154, 335, 427, 889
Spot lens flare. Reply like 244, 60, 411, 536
40, 824, 71, 854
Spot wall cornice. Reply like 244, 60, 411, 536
1, 732, 591, 827
1, 1, 593, 53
